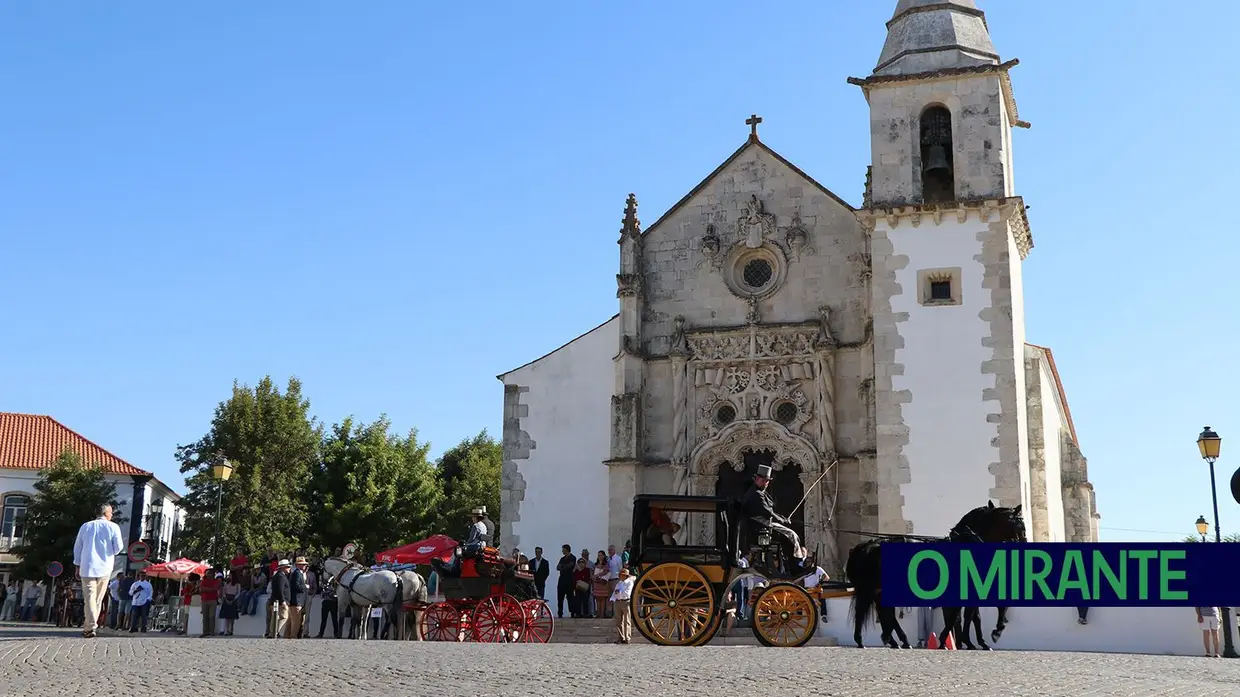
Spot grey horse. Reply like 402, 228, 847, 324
321, 556, 425, 640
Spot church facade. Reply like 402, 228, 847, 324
499, 0, 1099, 575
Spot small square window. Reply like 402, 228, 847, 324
917, 268, 961, 306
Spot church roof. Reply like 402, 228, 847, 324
1024, 344, 1079, 446
874, 0, 1000, 77
640, 136, 856, 240
496, 314, 619, 380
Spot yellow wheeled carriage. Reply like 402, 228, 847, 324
628, 494, 853, 647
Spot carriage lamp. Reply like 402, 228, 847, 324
1197, 427, 1238, 658
1196, 516, 1209, 541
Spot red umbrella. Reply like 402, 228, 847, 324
144, 558, 209, 580
376, 535, 458, 564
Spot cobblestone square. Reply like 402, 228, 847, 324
2, 625, 1238, 697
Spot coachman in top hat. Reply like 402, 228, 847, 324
739, 464, 806, 569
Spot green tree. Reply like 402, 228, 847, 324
175, 376, 322, 563
1182, 533, 1240, 543
306, 415, 442, 555
433, 430, 501, 536
13, 448, 125, 580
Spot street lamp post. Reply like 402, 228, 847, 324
209, 458, 234, 567
1197, 426, 1238, 658
1196, 516, 1209, 542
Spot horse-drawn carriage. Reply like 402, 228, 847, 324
420, 546, 554, 643
629, 493, 854, 647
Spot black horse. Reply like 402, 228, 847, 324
845, 502, 1025, 650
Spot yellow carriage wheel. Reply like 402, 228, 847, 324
631, 562, 718, 646
751, 582, 819, 648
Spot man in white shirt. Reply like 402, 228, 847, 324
609, 567, 635, 644
606, 546, 622, 618
128, 573, 154, 633
72, 504, 125, 638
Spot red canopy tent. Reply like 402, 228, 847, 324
376, 535, 458, 565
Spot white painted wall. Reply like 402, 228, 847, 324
503, 317, 617, 590
819, 599, 1223, 657
884, 216, 997, 536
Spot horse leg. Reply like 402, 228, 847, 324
890, 608, 911, 649
971, 608, 991, 650
876, 605, 897, 648
937, 607, 961, 649
989, 606, 1009, 644
955, 609, 976, 650
851, 591, 874, 648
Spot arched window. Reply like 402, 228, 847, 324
919, 105, 955, 203
1, 494, 30, 551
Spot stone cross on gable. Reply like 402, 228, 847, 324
746, 114, 762, 140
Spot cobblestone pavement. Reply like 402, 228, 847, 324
1, 625, 1238, 697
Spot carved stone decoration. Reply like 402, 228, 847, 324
669, 315, 690, 356
689, 335, 749, 361
670, 457, 691, 544
724, 366, 751, 394
616, 273, 641, 298
786, 227, 807, 260
739, 195, 776, 249
691, 420, 821, 478
815, 306, 837, 349
746, 297, 761, 325
699, 224, 722, 270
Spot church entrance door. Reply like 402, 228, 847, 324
714, 449, 804, 553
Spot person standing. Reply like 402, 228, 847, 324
269, 559, 291, 639
1197, 606, 1222, 658
610, 567, 634, 644
287, 557, 309, 638
198, 568, 221, 637
128, 572, 153, 633
555, 544, 576, 618
528, 547, 549, 600
316, 573, 339, 639
72, 504, 124, 638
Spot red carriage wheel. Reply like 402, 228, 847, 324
520, 599, 554, 643
420, 602, 462, 642
471, 593, 527, 643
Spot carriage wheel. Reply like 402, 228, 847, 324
751, 582, 819, 648
419, 602, 462, 642
520, 599, 554, 643
472, 594, 527, 643
631, 562, 718, 647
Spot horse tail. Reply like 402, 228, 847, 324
846, 540, 880, 630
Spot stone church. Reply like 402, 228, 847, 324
498, 0, 1099, 576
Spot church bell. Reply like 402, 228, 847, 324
923, 144, 951, 174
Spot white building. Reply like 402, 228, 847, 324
0, 412, 184, 585
498, 0, 1099, 578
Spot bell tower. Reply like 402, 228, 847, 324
852, 0, 1035, 537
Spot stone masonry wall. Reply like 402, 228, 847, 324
500, 384, 536, 551
866, 74, 1010, 208
980, 216, 1025, 511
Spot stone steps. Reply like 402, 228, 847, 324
545, 618, 839, 646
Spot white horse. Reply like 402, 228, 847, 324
321, 557, 427, 641
392, 568, 429, 640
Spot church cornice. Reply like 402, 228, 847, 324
848, 59, 1029, 129
858, 196, 1033, 261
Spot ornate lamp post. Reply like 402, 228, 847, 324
1197, 426, 1238, 658
1196, 516, 1210, 542
209, 458, 233, 567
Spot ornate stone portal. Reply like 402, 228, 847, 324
665, 317, 841, 567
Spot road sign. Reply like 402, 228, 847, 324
343, 543, 358, 559
128, 540, 151, 563
47, 561, 63, 578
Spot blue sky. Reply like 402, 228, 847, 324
2, 2, 1236, 544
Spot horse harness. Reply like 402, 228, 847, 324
330, 563, 399, 608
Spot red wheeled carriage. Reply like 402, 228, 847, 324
418, 546, 554, 643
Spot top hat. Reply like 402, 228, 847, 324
755, 464, 775, 480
